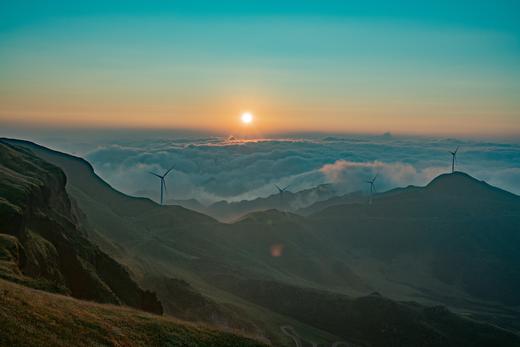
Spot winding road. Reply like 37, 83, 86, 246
280, 325, 356, 347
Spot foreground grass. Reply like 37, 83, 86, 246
0, 279, 268, 347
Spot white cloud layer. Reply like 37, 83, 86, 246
70, 134, 520, 204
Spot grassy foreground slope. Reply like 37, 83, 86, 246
0, 278, 266, 347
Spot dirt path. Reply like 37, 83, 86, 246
280, 325, 354, 347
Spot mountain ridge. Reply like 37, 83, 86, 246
312, 171, 520, 219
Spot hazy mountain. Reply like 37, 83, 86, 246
170, 198, 208, 212
171, 183, 338, 222
3, 138, 520, 346
296, 190, 365, 215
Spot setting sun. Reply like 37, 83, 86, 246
241, 112, 253, 124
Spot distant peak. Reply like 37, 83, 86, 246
428, 171, 478, 184
426, 171, 516, 198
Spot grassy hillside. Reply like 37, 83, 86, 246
0, 278, 266, 347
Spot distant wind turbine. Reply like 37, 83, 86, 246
275, 184, 291, 210
366, 174, 378, 204
149, 166, 174, 205
449, 146, 460, 173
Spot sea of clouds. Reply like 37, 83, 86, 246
64, 133, 520, 205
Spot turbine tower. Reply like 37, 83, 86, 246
449, 146, 459, 173
275, 184, 291, 210
366, 174, 377, 204
149, 166, 174, 205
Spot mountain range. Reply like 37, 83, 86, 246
1, 137, 519, 346
166, 183, 339, 222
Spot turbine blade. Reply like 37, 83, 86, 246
275, 184, 282, 192
372, 183, 377, 193
162, 179, 167, 194
283, 184, 291, 191
149, 172, 162, 178
373, 174, 378, 182
164, 165, 175, 177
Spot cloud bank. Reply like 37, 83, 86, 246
67, 134, 520, 205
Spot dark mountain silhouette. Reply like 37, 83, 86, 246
2, 138, 520, 346
311, 172, 520, 307
297, 172, 517, 216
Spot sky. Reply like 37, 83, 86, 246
1, 1, 519, 137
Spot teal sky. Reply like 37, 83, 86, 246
1, 1, 519, 136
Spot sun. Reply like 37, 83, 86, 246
241, 112, 253, 124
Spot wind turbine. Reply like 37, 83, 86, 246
449, 146, 459, 173
366, 174, 377, 204
149, 166, 174, 205
275, 184, 291, 210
